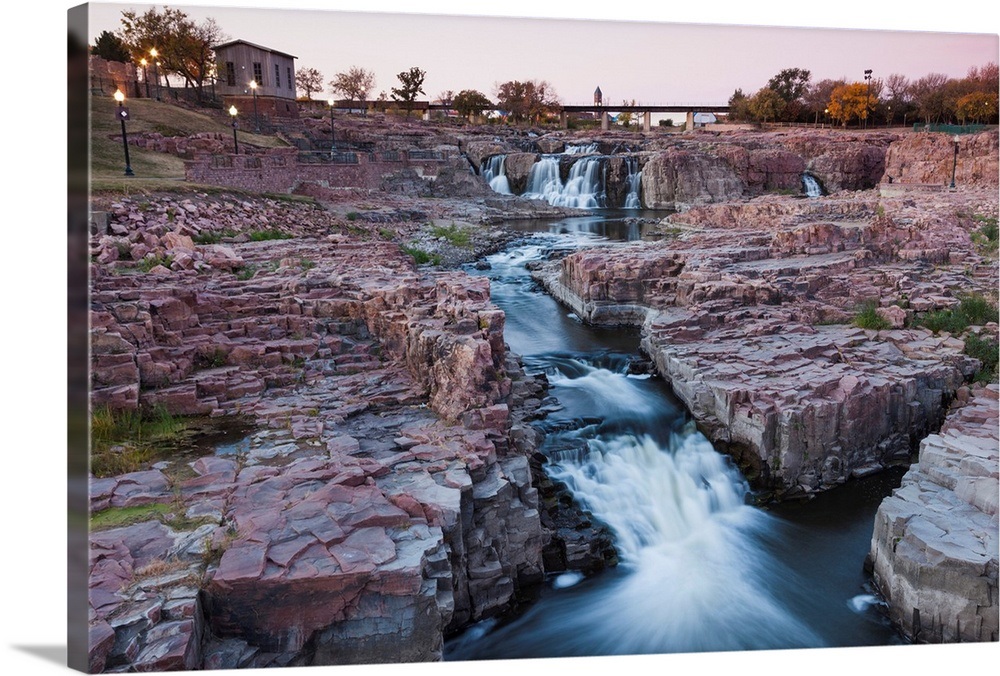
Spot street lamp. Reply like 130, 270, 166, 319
139, 58, 149, 98
950, 135, 959, 189
249, 79, 260, 132
863, 69, 873, 130
229, 105, 239, 155
113, 90, 134, 176
150, 47, 161, 101
328, 97, 336, 154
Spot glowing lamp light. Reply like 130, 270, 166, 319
114, 89, 125, 103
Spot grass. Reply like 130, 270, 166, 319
918, 293, 999, 334
135, 254, 174, 272
402, 245, 441, 266
193, 229, 237, 244
234, 263, 258, 280
852, 300, 892, 331
90, 503, 175, 530
971, 214, 999, 255
91, 405, 188, 478
428, 223, 472, 248
248, 229, 292, 242
964, 333, 999, 383
90, 95, 287, 182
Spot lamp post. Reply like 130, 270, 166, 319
863, 69, 873, 130
139, 58, 149, 98
249, 79, 260, 132
328, 97, 336, 155
114, 90, 134, 176
950, 135, 959, 189
824, 108, 829, 128
150, 48, 161, 101
229, 105, 239, 155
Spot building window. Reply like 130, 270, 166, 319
225, 62, 235, 87
287, 67, 293, 90
253, 62, 263, 86
274, 64, 280, 89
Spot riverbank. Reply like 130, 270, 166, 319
85, 123, 999, 668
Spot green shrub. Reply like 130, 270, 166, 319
918, 293, 998, 334
248, 229, 292, 242
852, 300, 892, 331
136, 254, 174, 273
402, 246, 441, 266
234, 263, 258, 280
90, 405, 187, 478
428, 223, 472, 248
346, 211, 360, 221
194, 229, 236, 244
963, 333, 999, 383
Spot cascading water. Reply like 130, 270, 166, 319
624, 156, 642, 209
445, 217, 904, 660
802, 173, 823, 198
565, 142, 599, 154
523, 155, 606, 208
481, 155, 512, 195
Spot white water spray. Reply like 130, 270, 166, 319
481, 155, 512, 194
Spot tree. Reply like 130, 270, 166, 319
727, 88, 751, 122
92, 30, 130, 62
827, 82, 876, 127
882, 74, 913, 126
617, 100, 638, 127
435, 90, 455, 107
955, 91, 999, 124
494, 79, 559, 124
747, 87, 786, 124
329, 66, 376, 110
766, 67, 811, 120
391, 66, 426, 117
118, 6, 224, 102
803, 78, 844, 124
295, 67, 324, 100
910, 73, 950, 124
452, 89, 493, 121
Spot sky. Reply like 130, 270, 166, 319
82, 0, 999, 107
0, 2, 998, 676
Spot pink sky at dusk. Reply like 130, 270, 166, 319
83, 0, 998, 107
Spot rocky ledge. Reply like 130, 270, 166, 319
868, 383, 998, 643
531, 187, 996, 497
86, 191, 600, 671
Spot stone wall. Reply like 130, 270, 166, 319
184, 149, 459, 194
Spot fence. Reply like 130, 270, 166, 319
913, 123, 988, 135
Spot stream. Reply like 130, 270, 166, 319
445, 212, 905, 659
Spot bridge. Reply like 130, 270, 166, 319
328, 100, 730, 132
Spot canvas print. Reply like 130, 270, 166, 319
68, 2, 999, 672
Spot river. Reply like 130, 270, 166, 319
445, 213, 906, 659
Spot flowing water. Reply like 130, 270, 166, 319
482, 153, 642, 209
802, 173, 823, 198
445, 214, 904, 660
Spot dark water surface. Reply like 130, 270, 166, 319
445, 214, 905, 660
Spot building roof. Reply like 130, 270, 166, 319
211, 39, 297, 60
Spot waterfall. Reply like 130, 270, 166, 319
481, 155, 512, 194
802, 173, 822, 198
523, 156, 606, 209
565, 142, 599, 155
624, 156, 642, 209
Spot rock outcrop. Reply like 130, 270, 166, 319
531, 190, 996, 496
87, 193, 552, 670
868, 384, 999, 643
882, 130, 999, 187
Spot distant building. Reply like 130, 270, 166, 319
213, 39, 298, 119
594, 86, 603, 106
693, 112, 718, 127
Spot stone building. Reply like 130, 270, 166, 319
213, 39, 299, 120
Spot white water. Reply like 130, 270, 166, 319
523, 155, 606, 208
624, 156, 642, 209
565, 142, 599, 154
481, 155, 512, 194
802, 173, 822, 198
